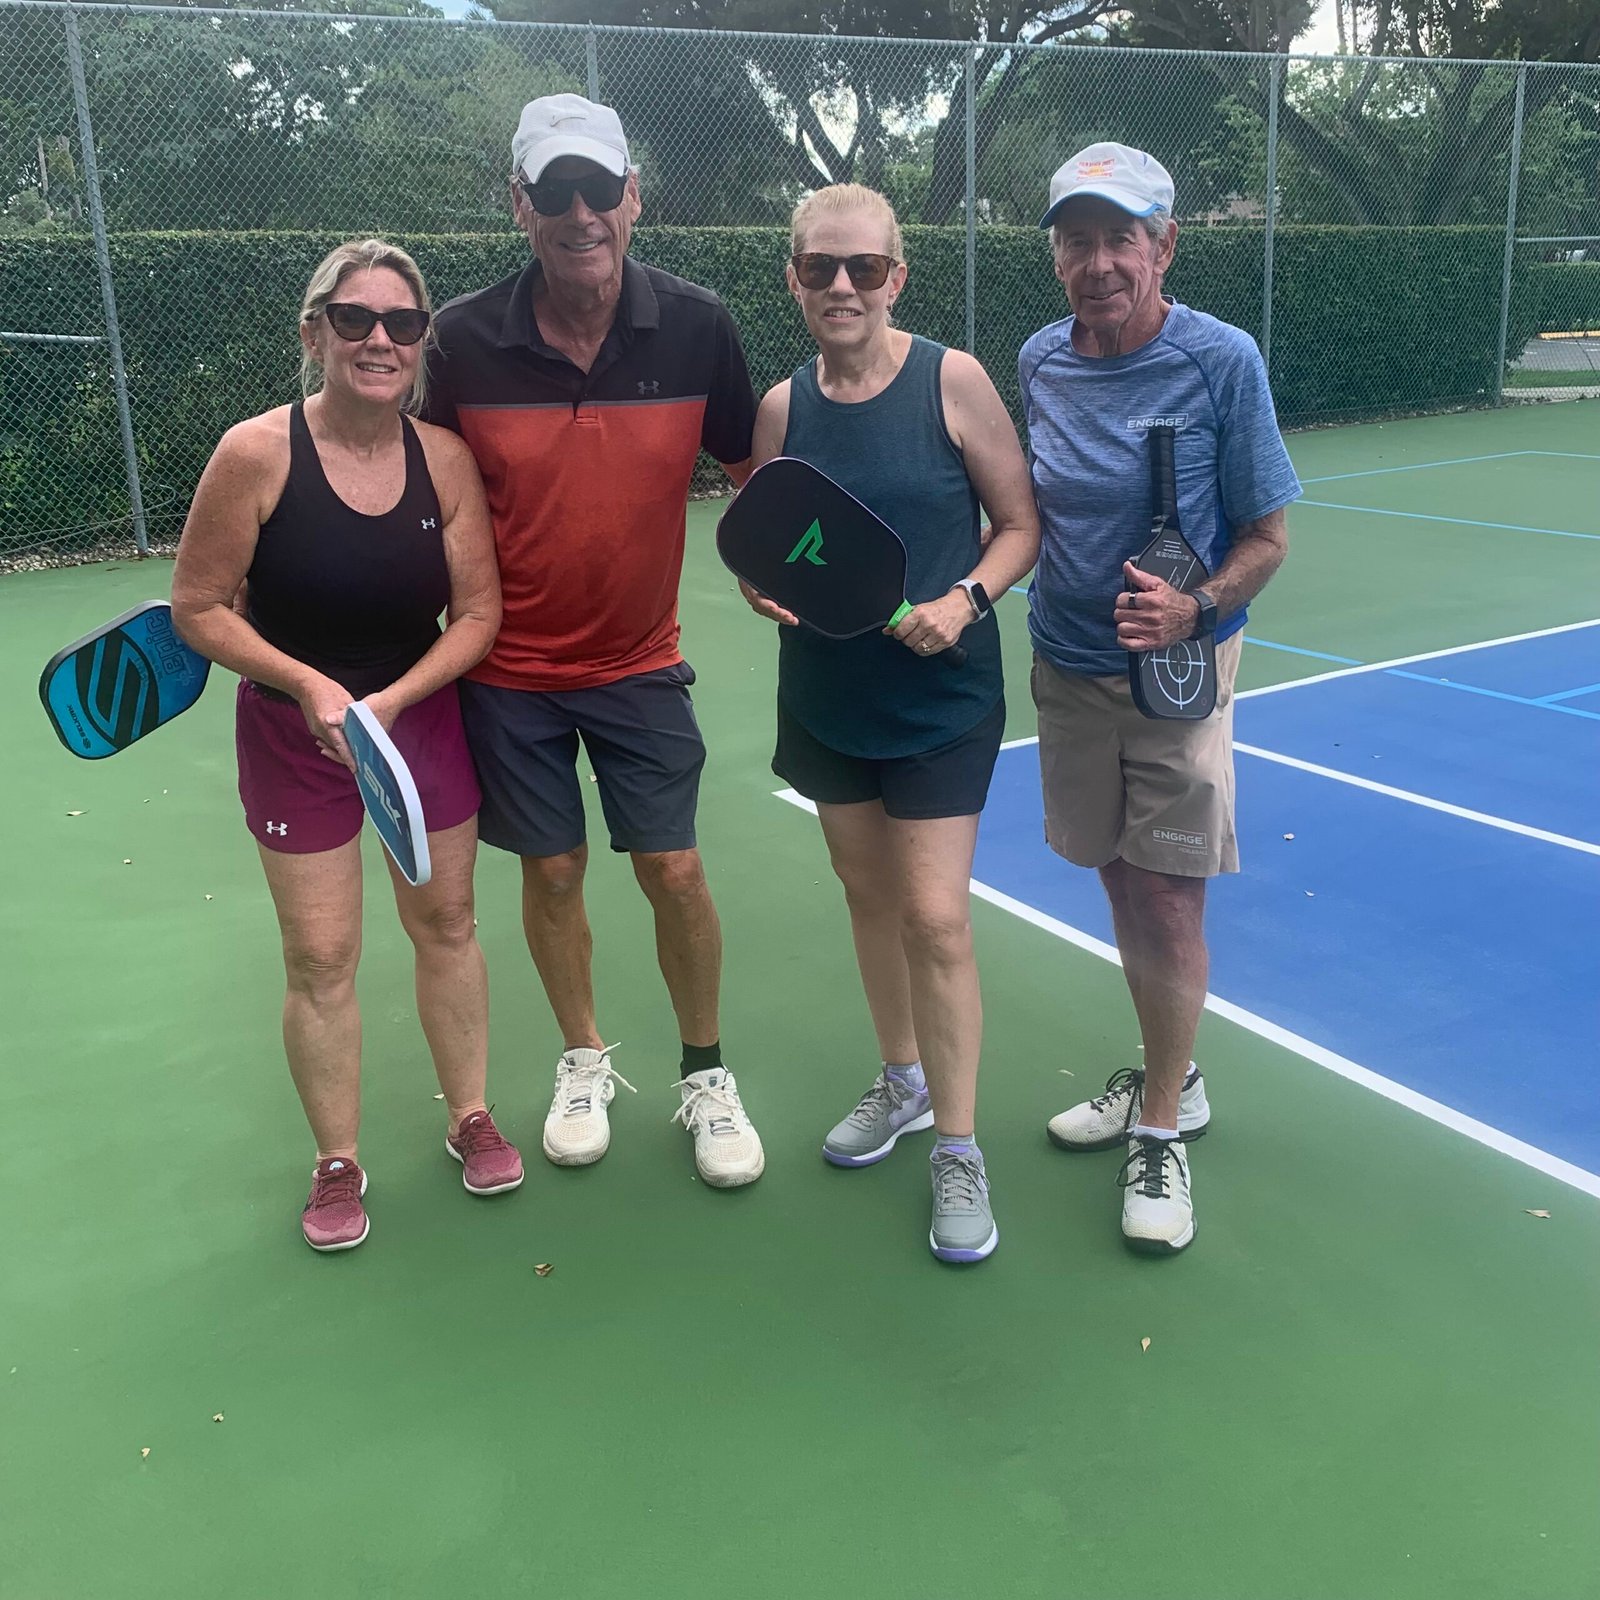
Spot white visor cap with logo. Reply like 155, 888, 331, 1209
513, 94, 630, 184
1039, 142, 1175, 229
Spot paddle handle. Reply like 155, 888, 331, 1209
888, 601, 968, 668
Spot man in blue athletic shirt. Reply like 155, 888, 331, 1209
1021, 143, 1301, 1256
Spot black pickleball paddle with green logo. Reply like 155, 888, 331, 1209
716, 457, 967, 668
1127, 426, 1217, 721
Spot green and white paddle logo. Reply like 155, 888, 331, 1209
785, 519, 826, 566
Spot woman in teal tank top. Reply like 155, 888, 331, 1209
738, 184, 1039, 1264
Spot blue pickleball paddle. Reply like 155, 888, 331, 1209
40, 601, 211, 758
343, 700, 431, 887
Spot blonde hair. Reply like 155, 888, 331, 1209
791, 184, 903, 260
299, 238, 433, 413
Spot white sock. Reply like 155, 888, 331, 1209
1132, 1122, 1180, 1141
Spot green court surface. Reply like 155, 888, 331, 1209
3, 402, 1597, 1599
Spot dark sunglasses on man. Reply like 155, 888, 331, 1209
519, 169, 628, 218
790, 252, 899, 292
319, 303, 431, 346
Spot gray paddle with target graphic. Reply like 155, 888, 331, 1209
1127, 426, 1217, 721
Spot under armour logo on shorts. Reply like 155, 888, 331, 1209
637, 380, 660, 396
265, 820, 288, 836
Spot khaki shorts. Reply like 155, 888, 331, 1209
1030, 632, 1243, 878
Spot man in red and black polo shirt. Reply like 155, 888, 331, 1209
426, 94, 764, 1187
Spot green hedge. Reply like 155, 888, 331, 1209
1529, 261, 1600, 333
1, 224, 1522, 552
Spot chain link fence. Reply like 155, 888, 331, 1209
4, 2, 1600, 564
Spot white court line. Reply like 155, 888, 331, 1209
1233, 744, 1600, 856
1297, 450, 1530, 485
996, 618, 1600, 750
771, 786, 1600, 1200
1236, 616, 1600, 699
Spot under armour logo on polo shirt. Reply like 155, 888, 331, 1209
637, 379, 660, 396
421, 517, 437, 530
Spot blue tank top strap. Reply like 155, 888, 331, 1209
777, 334, 1002, 761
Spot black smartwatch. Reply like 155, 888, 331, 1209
954, 579, 992, 621
1189, 588, 1218, 639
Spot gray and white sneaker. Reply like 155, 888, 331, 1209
1047, 1066, 1210, 1152
1117, 1134, 1195, 1254
823, 1070, 935, 1168
929, 1143, 998, 1263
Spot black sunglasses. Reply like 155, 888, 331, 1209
791, 252, 898, 292
320, 302, 430, 346
520, 170, 628, 218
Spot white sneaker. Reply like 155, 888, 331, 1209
673, 1067, 765, 1188
542, 1045, 634, 1167
1047, 1067, 1211, 1152
1117, 1135, 1195, 1254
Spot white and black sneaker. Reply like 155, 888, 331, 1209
1116, 1135, 1195, 1254
1047, 1066, 1210, 1152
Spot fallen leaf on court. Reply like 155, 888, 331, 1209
212, 1413, 224, 1423
143, 798, 149, 804
123, 858, 132, 865
433, 1093, 444, 1100
1525, 1208, 1551, 1219
1140, 1337, 1151, 1353
140, 1447, 150, 1459
1058, 1068, 1075, 1076
1283, 832, 1295, 840
587, 774, 597, 782
204, 894, 213, 901
66, 810, 86, 817
1304, 890, 1315, 897
534, 1263, 554, 1277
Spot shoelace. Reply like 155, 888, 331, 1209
1115, 1136, 1182, 1199
930, 1147, 987, 1213
672, 1076, 746, 1141
845, 1073, 907, 1130
452, 1108, 509, 1155
1090, 1066, 1145, 1119
308, 1162, 361, 1211
556, 1046, 634, 1118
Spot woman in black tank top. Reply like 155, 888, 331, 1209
172, 240, 523, 1252
738, 186, 1039, 1265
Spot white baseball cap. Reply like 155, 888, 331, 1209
1039, 142, 1175, 228
512, 94, 630, 184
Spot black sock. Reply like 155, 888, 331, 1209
681, 1040, 723, 1079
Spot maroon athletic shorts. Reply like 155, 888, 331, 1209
236, 680, 480, 854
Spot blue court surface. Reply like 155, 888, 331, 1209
964, 621, 1600, 1195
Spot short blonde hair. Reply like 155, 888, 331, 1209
299, 238, 432, 414
791, 184, 903, 260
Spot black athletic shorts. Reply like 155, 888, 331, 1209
459, 663, 705, 857
772, 696, 1005, 821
